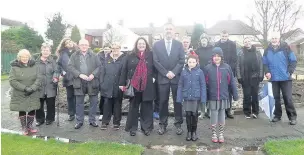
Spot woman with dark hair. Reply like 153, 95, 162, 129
100, 42, 126, 130
56, 38, 77, 121
119, 37, 155, 136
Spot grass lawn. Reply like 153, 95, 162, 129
264, 139, 304, 155
1, 74, 9, 81
1, 133, 144, 155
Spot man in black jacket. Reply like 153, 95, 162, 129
215, 30, 237, 119
153, 22, 185, 135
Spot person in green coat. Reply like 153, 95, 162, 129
9, 49, 41, 135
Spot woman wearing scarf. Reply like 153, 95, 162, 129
119, 37, 156, 136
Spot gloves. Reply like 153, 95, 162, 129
24, 87, 34, 93
233, 96, 239, 101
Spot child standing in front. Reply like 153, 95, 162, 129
177, 53, 207, 141
204, 47, 239, 143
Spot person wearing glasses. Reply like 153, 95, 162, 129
68, 39, 101, 129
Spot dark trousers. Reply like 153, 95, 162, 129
36, 96, 56, 123
154, 81, 160, 112
102, 97, 122, 125
242, 79, 260, 115
99, 95, 105, 115
272, 80, 297, 120
125, 92, 153, 132
19, 110, 35, 117
158, 84, 183, 128
66, 85, 76, 116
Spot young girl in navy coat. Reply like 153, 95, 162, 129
177, 53, 207, 141
204, 47, 239, 143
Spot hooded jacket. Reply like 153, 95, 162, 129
204, 47, 239, 101
263, 42, 297, 81
177, 65, 207, 103
9, 59, 41, 112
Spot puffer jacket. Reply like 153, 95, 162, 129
9, 59, 41, 112
177, 65, 206, 103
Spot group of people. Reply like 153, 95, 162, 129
9, 22, 298, 143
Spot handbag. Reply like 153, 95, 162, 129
124, 79, 134, 97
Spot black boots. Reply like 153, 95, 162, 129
191, 114, 198, 141
186, 112, 198, 141
186, 112, 192, 141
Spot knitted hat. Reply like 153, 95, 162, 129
199, 33, 209, 41
212, 47, 223, 57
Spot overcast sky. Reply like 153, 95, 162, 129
1, 0, 304, 38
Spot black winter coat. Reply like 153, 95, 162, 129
100, 53, 126, 98
195, 45, 214, 71
68, 50, 101, 96
119, 51, 156, 101
215, 40, 237, 75
236, 46, 264, 82
57, 48, 75, 87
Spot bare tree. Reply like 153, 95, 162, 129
247, 0, 303, 47
273, 0, 303, 37
103, 27, 125, 46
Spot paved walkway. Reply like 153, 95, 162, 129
1, 81, 303, 154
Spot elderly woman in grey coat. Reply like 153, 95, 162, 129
9, 49, 41, 135
34, 43, 60, 126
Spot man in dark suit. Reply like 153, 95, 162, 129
215, 30, 237, 119
153, 23, 185, 135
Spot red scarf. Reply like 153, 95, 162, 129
131, 52, 147, 91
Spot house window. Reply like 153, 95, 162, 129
94, 38, 99, 46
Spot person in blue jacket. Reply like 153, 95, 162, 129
263, 32, 297, 125
177, 53, 207, 141
204, 47, 239, 143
